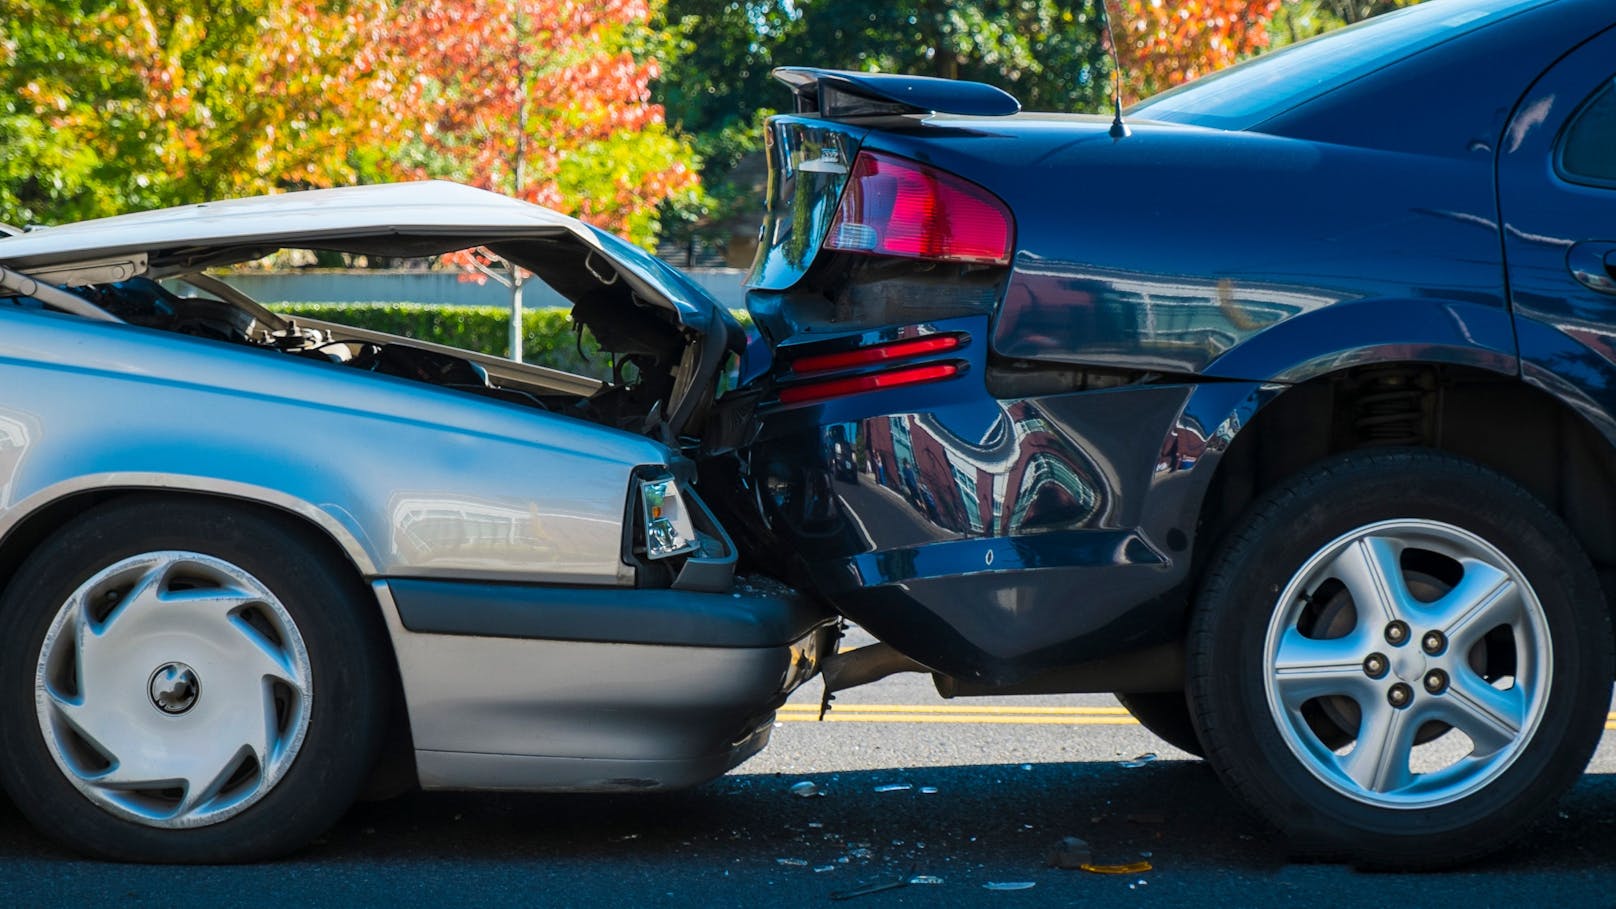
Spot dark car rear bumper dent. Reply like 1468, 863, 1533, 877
831, 529, 1167, 591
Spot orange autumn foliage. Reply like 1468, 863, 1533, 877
1113, 0, 1283, 103
366, 0, 700, 247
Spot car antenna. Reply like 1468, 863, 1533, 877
1099, 0, 1131, 139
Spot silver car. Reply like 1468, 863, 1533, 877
0, 181, 834, 862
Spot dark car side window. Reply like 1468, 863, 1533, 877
1559, 78, 1616, 188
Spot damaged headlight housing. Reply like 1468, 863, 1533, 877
640, 476, 701, 559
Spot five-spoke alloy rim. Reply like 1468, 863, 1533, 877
33, 551, 313, 828
1262, 519, 1551, 809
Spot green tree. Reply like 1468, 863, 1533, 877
1269, 0, 1422, 47
657, 0, 791, 141
0, 0, 385, 226
371, 0, 700, 249
779, 0, 1110, 113
657, 0, 1112, 258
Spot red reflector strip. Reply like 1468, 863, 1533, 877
777, 363, 961, 405
791, 334, 964, 374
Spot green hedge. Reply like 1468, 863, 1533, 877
273, 303, 752, 380
273, 303, 608, 377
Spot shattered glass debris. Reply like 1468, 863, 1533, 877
1046, 836, 1092, 869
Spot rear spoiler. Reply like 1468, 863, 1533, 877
772, 67, 1020, 119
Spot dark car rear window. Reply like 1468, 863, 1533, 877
1129, 0, 1554, 131
1560, 80, 1616, 187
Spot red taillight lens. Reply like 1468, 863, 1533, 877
777, 363, 961, 405
824, 151, 1013, 265
791, 333, 964, 374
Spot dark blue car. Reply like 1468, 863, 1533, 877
709, 0, 1616, 867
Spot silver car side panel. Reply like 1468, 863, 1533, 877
371, 582, 791, 790
0, 308, 668, 584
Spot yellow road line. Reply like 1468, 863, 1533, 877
777, 713, 1143, 725
774, 705, 1616, 728
777, 704, 1131, 716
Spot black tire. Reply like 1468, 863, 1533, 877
1188, 450, 1613, 869
0, 496, 389, 862
1115, 691, 1204, 758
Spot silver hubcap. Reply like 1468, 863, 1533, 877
34, 552, 313, 828
1262, 519, 1550, 809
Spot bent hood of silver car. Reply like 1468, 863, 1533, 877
0, 181, 720, 330
0, 181, 746, 443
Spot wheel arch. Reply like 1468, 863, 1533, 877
1201, 295, 1519, 385
0, 475, 380, 597
1192, 361, 1616, 644
0, 481, 416, 791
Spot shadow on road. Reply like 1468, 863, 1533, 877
0, 761, 1612, 905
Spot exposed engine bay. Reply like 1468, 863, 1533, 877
0, 196, 747, 447
68, 273, 694, 437
0, 226, 745, 449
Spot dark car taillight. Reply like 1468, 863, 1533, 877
824, 151, 1013, 265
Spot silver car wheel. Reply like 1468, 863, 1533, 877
1262, 519, 1551, 809
34, 551, 313, 829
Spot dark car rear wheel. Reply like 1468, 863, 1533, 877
1188, 450, 1612, 868
0, 497, 388, 862
1115, 692, 1204, 758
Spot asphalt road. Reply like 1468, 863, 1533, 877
2, 631, 1614, 907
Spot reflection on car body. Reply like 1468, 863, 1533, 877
708, 0, 1616, 869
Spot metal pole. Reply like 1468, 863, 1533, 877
509, 269, 525, 363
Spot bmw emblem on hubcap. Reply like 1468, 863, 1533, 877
148, 663, 200, 715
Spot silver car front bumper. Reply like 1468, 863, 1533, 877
372, 579, 836, 792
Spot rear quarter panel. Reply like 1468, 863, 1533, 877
860, 119, 1516, 380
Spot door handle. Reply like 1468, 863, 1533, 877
1568, 241, 1616, 294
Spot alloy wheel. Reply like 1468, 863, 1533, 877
1261, 519, 1550, 809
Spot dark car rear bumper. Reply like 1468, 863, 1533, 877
717, 376, 1269, 685
374, 578, 837, 792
